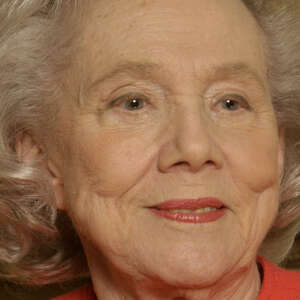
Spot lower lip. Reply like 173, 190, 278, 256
149, 208, 226, 224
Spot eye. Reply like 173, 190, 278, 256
124, 97, 145, 111
219, 95, 250, 112
111, 93, 147, 111
222, 99, 240, 111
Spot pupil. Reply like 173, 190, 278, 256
128, 98, 142, 110
225, 99, 236, 110
131, 99, 139, 107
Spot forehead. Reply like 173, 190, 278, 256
79, 0, 267, 88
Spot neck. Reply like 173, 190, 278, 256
87, 255, 261, 300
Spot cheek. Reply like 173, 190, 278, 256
220, 129, 282, 247
64, 128, 158, 197
224, 130, 281, 194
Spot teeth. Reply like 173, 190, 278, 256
168, 207, 217, 214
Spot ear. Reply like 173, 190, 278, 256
47, 160, 66, 211
15, 132, 41, 163
15, 133, 66, 210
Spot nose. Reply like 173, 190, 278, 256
158, 107, 223, 173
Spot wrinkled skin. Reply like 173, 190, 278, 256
41, 0, 284, 299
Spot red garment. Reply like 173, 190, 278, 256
52, 257, 300, 300
52, 284, 96, 300
257, 256, 300, 300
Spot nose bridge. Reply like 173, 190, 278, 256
175, 105, 212, 160
158, 100, 222, 173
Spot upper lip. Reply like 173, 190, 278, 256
149, 198, 225, 210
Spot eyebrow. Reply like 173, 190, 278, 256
210, 62, 266, 89
87, 62, 162, 93
87, 60, 266, 94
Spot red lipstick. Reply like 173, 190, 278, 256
149, 198, 226, 224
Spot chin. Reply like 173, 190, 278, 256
138, 250, 236, 289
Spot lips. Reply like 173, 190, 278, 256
148, 198, 226, 224
151, 198, 225, 210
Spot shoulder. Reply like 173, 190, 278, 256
258, 256, 300, 300
51, 284, 95, 300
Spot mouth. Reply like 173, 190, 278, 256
148, 198, 227, 224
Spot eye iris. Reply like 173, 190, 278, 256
224, 99, 239, 110
125, 98, 144, 110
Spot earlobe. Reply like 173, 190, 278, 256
15, 132, 66, 211
47, 161, 66, 211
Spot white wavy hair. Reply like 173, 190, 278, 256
0, 0, 299, 285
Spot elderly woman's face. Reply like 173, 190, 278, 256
52, 0, 284, 289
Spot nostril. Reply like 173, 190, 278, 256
174, 161, 187, 166
172, 161, 191, 170
171, 160, 216, 171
